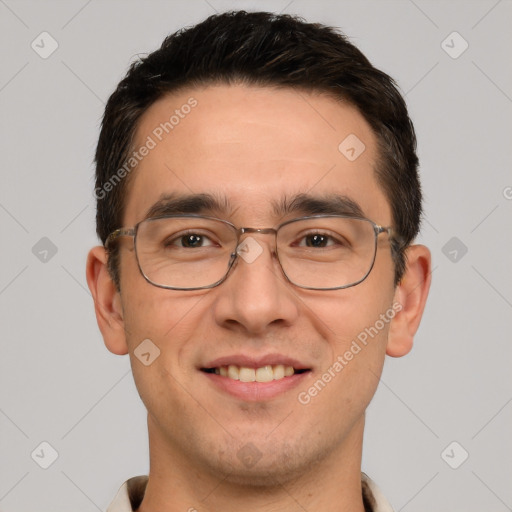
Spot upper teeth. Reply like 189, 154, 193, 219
214, 365, 295, 382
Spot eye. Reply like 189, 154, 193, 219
166, 232, 216, 248
296, 232, 339, 248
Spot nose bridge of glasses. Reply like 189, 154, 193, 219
238, 227, 277, 235
234, 227, 278, 258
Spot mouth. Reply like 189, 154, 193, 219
200, 356, 311, 401
201, 364, 309, 383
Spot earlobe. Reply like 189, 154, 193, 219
386, 244, 431, 358
86, 246, 129, 355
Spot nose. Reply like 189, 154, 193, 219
211, 234, 300, 336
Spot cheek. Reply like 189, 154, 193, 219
120, 250, 200, 343
122, 286, 211, 365
119, 251, 215, 396
304, 280, 395, 350
298, 261, 396, 404
121, 287, 213, 423
305, 316, 391, 429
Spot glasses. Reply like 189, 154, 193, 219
106, 214, 401, 291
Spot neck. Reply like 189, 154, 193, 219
137, 415, 367, 512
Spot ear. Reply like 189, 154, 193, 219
86, 246, 129, 355
386, 244, 431, 357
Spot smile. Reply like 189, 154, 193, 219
202, 364, 308, 382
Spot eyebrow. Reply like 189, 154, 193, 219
142, 192, 364, 223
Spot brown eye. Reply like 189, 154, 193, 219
304, 234, 330, 247
296, 232, 340, 248
165, 232, 215, 248
181, 234, 204, 247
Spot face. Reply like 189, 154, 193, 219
107, 84, 403, 484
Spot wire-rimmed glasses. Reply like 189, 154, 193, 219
106, 214, 401, 291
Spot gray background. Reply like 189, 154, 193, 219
0, 0, 511, 511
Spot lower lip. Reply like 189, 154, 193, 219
202, 371, 310, 401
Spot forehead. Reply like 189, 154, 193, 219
123, 84, 391, 226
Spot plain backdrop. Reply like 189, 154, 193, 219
1, 1, 511, 511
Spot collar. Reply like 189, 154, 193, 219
106, 473, 394, 512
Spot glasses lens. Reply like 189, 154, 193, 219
135, 216, 236, 289
277, 217, 377, 289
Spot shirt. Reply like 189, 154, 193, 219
106, 473, 394, 512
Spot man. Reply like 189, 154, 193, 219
86, 10, 431, 512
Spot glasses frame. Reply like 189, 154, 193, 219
105, 214, 402, 291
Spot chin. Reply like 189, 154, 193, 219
227, 465, 312, 488
201, 438, 329, 488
